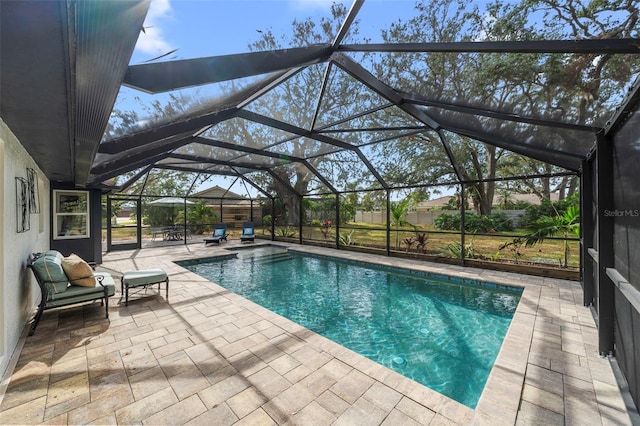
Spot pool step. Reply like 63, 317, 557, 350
243, 252, 292, 264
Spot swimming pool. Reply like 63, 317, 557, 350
181, 246, 522, 408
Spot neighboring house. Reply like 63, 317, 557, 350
192, 185, 255, 226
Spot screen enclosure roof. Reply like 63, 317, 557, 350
2, 0, 639, 194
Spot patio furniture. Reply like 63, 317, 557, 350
151, 226, 170, 241
121, 269, 169, 306
240, 222, 255, 243
204, 223, 228, 245
164, 226, 183, 241
27, 251, 116, 336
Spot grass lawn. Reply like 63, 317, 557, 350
102, 221, 579, 268
299, 222, 580, 268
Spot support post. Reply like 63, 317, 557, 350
106, 195, 113, 252
596, 134, 615, 356
335, 193, 340, 250
581, 159, 595, 306
271, 198, 275, 241
460, 184, 466, 266
386, 190, 391, 256
299, 196, 303, 245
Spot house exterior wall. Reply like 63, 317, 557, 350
0, 118, 50, 381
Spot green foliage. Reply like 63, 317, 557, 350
275, 227, 296, 238
523, 205, 580, 267
434, 213, 514, 233
391, 199, 414, 249
499, 238, 525, 264
445, 242, 477, 259
502, 204, 580, 267
339, 229, 355, 246
520, 193, 580, 227
175, 201, 218, 235
261, 215, 273, 234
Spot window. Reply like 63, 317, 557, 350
53, 190, 89, 239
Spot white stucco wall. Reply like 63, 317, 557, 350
0, 118, 50, 380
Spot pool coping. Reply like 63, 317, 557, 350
172, 242, 537, 423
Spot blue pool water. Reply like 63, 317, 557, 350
181, 246, 522, 408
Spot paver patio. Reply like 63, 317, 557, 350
0, 241, 636, 425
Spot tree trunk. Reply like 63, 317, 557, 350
479, 145, 497, 215
271, 165, 312, 227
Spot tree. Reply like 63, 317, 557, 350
209, 3, 372, 226
372, 0, 638, 215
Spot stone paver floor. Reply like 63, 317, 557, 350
1, 241, 637, 425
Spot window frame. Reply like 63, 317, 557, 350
53, 190, 90, 239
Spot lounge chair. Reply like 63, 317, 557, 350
27, 251, 116, 335
240, 222, 255, 243
204, 223, 228, 245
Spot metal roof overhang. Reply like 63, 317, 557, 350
0, 0, 149, 185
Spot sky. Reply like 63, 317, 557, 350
130, 0, 410, 63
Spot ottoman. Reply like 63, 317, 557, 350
121, 269, 169, 306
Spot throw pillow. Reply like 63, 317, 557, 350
61, 254, 96, 287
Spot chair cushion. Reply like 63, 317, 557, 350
31, 252, 69, 295
122, 269, 168, 288
45, 281, 115, 308
62, 254, 96, 287
214, 228, 225, 237
243, 227, 254, 235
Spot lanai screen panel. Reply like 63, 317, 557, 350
318, 105, 428, 146
304, 176, 336, 196
201, 117, 297, 150
265, 137, 343, 158
107, 73, 278, 142
363, 134, 457, 187
418, 106, 595, 169
172, 142, 245, 162
613, 111, 640, 289
243, 64, 329, 131
314, 64, 394, 130
312, 149, 382, 192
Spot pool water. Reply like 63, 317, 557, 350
182, 246, 522, 408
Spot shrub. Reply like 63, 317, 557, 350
520, 193, 579, 227
434, 212, 513, 232
434, 213, 460, 230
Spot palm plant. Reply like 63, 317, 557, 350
390, 200, 411, 250
520, 205, 580, 267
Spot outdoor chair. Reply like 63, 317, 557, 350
240, 222, 255, 243
204, 223, 228, 245
27, 251, 116, 335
